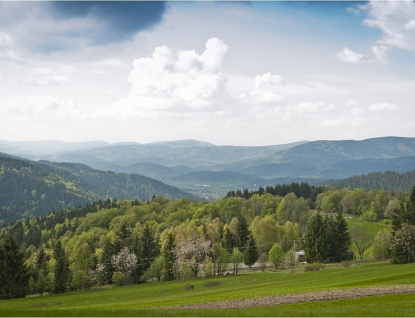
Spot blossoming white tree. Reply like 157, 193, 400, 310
111, 247, 138, 285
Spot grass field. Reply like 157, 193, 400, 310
1, 262, 415, 317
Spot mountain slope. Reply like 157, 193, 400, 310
0, 154, 197, 225
0, 153, 99, 225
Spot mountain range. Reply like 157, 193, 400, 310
1, 136, 415, 199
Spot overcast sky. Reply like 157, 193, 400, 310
1, 1, 415, 146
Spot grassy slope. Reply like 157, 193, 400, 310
1, 262, 415, 317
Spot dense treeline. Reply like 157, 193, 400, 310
0, 154, 196, 226
1, 184, 414, 298
226, 182, 325, 203
0, 154, 99, 227
326, 170, 415, 192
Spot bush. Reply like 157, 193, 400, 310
184, 283, 194, 290
361, 211, 377, 222
304, 263, 325, 272
112, 272, 127, 286
204, 280, 222, 287
341, 260, 353, 268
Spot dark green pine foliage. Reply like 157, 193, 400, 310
53, 240, 70, 294
163, 231, 176, 281
331, 211, 351, 262
101, 239, 116, 284
115, 222, 132, 251
35, 245, 50, 296
392, 186, 415, 231
141, 223, 159, 272
243, 234, 259, 269
0, 234, 30, 299
222, 226, 236, 251
304, 212, 329, 263
236, 215, 250, 252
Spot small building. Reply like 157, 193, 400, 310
294, 250, 306, 262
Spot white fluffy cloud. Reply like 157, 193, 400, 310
241, 72, 284, 104
362, 1, 415, 51
122, 37, 229, 112
336, 47, 365, 63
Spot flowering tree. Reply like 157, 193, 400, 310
111, 247, 138, 285
174, 236, 211, 278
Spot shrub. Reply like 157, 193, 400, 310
361, 211, 377, 222
304, 263, 325, 272
204, 280, 222, 287
184, 283, 194, 290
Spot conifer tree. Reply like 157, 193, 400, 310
102, 239, 116, 284
54, 240, 70, 294
243, 234, 259, 269
35, 245, 50, 296
141, 223, 159, 271
332, 211, 351, 262
0, 234, 30, 299
236, 215, 250, 252
162, 231, 176, 281
304, 212, 329, 263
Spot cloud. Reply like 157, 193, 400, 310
241, 72, 284, 104
112, 37, 229, 113
1, 95, 86, 121
336, 47, 365, 63
361, 1, 415, 51
48, 1, 168, 45
92, 58, 128, 68
369, 103, 399, 112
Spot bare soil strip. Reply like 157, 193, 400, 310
171, 285, 415, 309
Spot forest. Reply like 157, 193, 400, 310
1, 182, 414, 299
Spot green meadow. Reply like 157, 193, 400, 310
1, 262, 415, 317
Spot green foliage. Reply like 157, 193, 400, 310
361, 210, 378, 222
304, 213, 329, 263
53, 240, 70, 294
304, 262, 325, 272
0, 234, 30, 299
268, 243, 284, 268
243, 234, 259, 268
391, 223, 415, 264
162, 231, 176, 281
372, 228, 392, 260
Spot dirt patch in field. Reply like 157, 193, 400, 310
170, 285, 415, 309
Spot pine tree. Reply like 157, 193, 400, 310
54, 240, 69, 294
304, 212, 329, 263
35, 245, 50, 296
222, 226, 236, 251
102, 239, 116, 284
0, 234, 30, 299
163, 231, 176, 281
141, 223, 159, 272
332, 211, 351, 262
236, 215, 250, 252
243, 234, 259, 269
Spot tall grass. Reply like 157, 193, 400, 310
1, 262, 415, 316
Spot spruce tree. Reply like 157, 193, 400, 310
54, 240, 69, 294
236, 215, 250, 252
0, 234, 30, 299
243, 234, 259, 269
102, 239, 116, 284
304, 212, 329, 263
35, 245, 50, 296
163, 231, 176, 281
141, 223, 159, 272
392, 186, 415, 231
333, 211, 351, 262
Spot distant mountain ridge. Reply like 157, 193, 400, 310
1, 137, 414, 198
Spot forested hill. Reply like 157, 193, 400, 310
0, 153, 99, 226
325, 170, 415, 192
0, 154, 197, 226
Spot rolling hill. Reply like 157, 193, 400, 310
0, 153, 197, 225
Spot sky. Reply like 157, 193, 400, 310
1, 0, 415, 146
